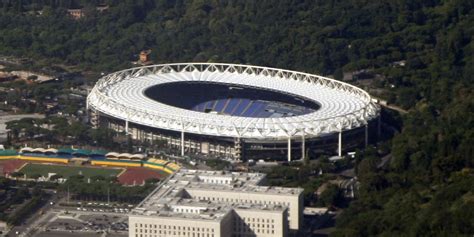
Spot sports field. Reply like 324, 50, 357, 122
19, 163, 123, 178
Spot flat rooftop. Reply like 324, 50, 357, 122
131, 169, 303, 221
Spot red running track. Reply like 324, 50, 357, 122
118, 167, 165, 186
0, 160, 27, 176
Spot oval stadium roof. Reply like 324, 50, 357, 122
87, 63, 380, 139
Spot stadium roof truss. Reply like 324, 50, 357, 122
87, 63, 380, 140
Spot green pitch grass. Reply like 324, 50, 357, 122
19, 163, 122, 178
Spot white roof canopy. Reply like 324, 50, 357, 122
87, 63, 379, 139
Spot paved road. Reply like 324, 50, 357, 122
372, 96, 408, 114
7, 191, 59, 237
377, 154, 392, 169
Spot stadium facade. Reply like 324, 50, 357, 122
87, 63, 380, 161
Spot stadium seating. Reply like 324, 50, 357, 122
233, 99, 251, 115
144, 81, 320, 118
223, 98, 240, 114
214, 99, 226, 112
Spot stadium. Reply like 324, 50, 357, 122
87, 63, 380, 161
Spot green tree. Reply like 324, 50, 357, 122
319, 184, 343, 207
10, 172, 24, 179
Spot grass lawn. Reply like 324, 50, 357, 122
19, 163, 122, 178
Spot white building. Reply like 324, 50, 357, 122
129, 169, 303, 237
0, 220, 8, 234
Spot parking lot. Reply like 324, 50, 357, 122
79, 214, 128, 232
36, 232, 127, 237
35, 212, 128, 236
71, 201, 132, 214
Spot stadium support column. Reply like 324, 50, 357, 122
234, 137, 242, 161
301, 133, 305, 161
90, 109, 100, 129
338, 131, 342, 157
365, 124, 369, 147
287, 137, 292, 162
125, 120, 129, 135
181, 130, 185, 157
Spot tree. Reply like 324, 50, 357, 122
126, 135, 133, 153
50, 117, 69, 138
49, 174, 63, 181
90, 175, 105, 181
145, 178, 160, 185
68, 121, 89, 143
10, 172, 24, 179
319, 184, 343, 207
30, 173, 42, 181
89, 127, 116, 148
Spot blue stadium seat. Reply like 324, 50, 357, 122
233, 99, 251, 115
205, 101, 216, 110
214, 99, 226, 112
224, 99, 239, 114
193, 102, 206, 112
242, 101, 262, 117
249, 101, 268, 117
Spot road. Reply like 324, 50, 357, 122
372, 96, 408, 114
377, 153, 392, 169
381, 103, 408, 114
6, 192, 58, 236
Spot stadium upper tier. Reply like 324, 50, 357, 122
87, 63, 380, 139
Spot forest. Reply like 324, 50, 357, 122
0, 0, 473, 236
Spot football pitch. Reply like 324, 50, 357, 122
19, 163, 123, 178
